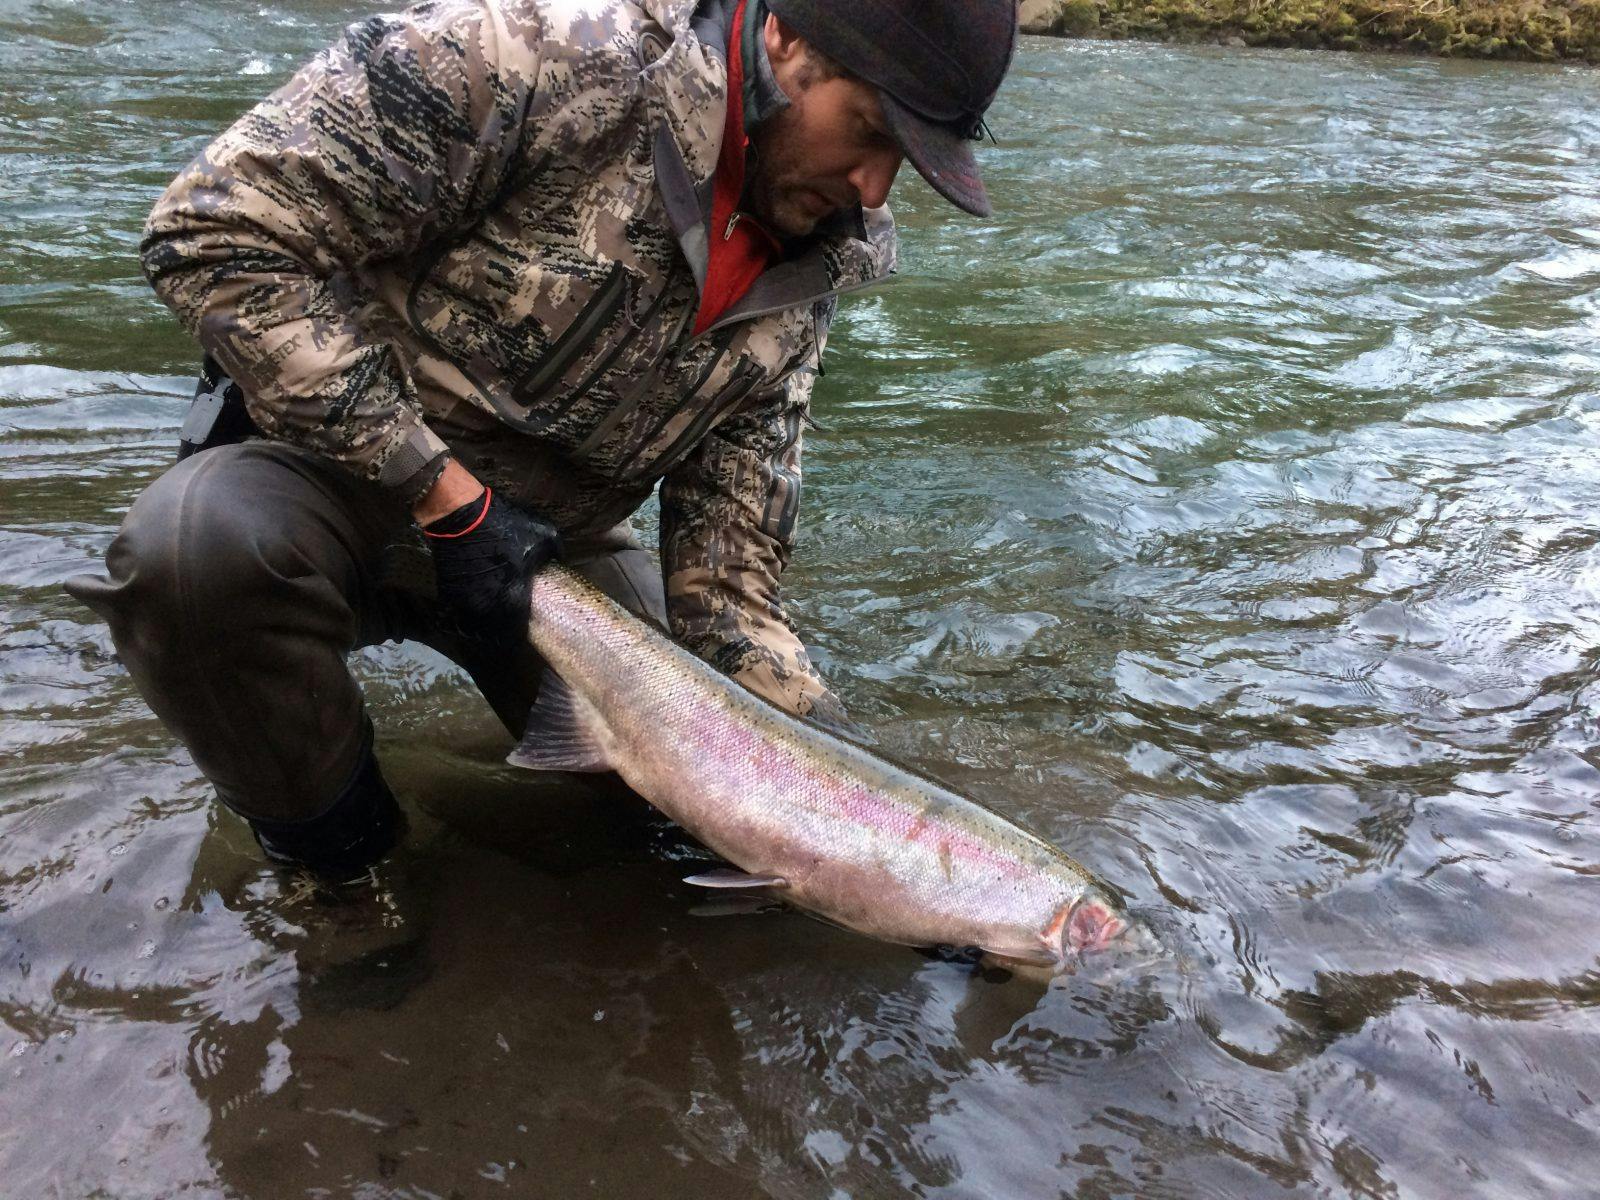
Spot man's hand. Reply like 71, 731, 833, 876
421, 464, 560, 646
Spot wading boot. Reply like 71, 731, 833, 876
242, 746, 405, 882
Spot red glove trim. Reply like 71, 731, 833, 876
422, 487, 494, 539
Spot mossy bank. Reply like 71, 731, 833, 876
1020, 0, 1600, 62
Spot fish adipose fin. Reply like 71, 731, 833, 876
682, 869, 788, 889
507, 670, 613, 773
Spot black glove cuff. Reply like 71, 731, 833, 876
422, 488, 493, 538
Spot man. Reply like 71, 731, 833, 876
67, 0, 1019, 878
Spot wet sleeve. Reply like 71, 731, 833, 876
139, 1, 543, 497
660, 322, 848, 726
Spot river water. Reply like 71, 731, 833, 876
3, 4, 1599, 1197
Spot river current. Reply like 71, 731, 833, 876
3, 4, 1598, 1197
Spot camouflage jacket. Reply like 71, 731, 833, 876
140, 0, 897, 720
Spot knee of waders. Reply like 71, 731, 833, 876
65, 447, 290, 630
240, 745, 405, 881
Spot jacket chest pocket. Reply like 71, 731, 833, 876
407, 248, 680, 432
511, 262, 632, 403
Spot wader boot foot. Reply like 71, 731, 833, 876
245, 748, 404, 881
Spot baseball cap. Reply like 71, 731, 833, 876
764, 0, 1018, 217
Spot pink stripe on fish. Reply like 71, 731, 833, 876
676, 707, 1025, 876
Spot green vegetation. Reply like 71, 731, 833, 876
1038, 0, 1600, 62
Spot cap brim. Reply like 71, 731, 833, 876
879, 91, 992, 218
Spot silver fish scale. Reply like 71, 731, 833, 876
525, 565, 1118, 961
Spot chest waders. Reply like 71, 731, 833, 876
65, 406, 668, 882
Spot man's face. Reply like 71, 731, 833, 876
746, 18, 905, 239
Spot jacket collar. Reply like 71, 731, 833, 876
699, 203, 895, 335
740, 1, 790, 131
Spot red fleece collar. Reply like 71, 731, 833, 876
693, 0, 783, 337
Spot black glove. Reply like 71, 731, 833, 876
423, 487, 560, 646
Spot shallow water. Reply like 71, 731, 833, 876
3, 5, 1599, 1197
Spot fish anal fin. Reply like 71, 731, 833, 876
507, 669, 613, 774
682, 869, 788, 889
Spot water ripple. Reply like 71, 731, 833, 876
4, 8, 1600, 1198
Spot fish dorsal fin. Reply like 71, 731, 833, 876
682, 869, 788, 889
507, 670, 613, 773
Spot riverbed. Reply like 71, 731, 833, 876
3, 4, 1598, 1196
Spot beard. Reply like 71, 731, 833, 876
744, 87, 846, 239
746, 173, 821, 239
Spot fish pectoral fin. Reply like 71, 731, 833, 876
975, 936, 1058, 968
506, 669, 614, 774
682, 869, 788, 889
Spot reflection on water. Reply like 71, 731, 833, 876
3, 4, 1599, 1196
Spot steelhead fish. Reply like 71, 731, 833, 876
510, 564, 1133, 969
